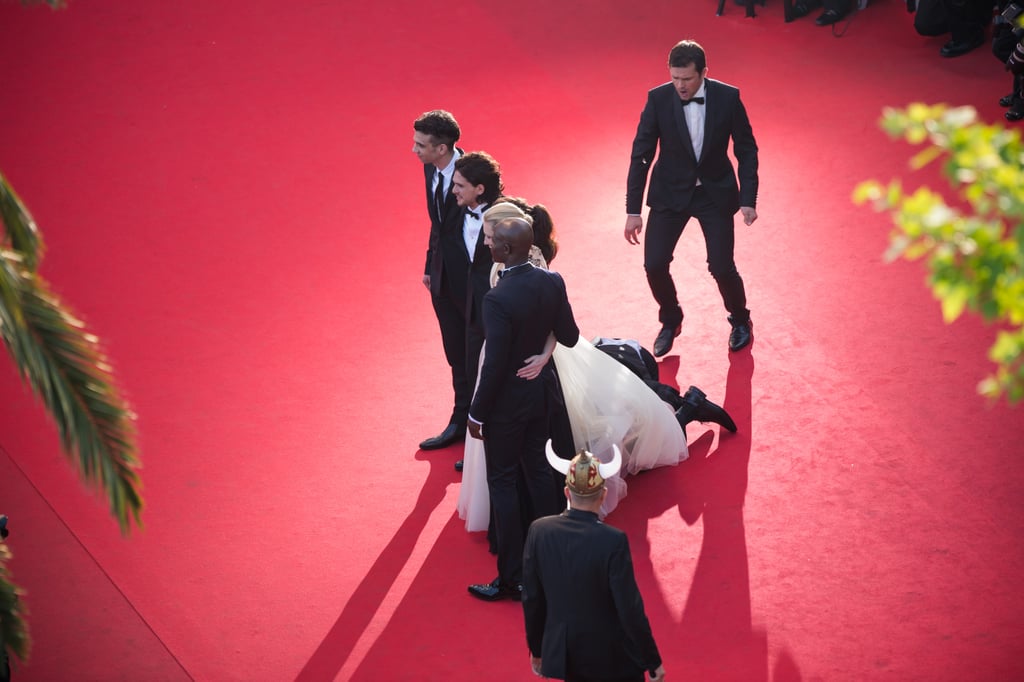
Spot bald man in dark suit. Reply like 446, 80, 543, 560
467, 217, 580, 602
523, 449, 665, 682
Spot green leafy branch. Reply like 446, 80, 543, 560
854, 103, 1024, 404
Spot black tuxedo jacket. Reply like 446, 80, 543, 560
469, 265, 579, 425
422, 151, 465, 298
626, 78, 758, 216
523, 509, 662, 680
456, 206, 495, 328
423, 165, 492, 318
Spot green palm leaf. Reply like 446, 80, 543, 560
0, 253, 143, 531
1, 538, 29, 663
2, 166, 142, 666
0, 172, 43, 272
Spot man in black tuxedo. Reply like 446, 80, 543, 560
413, 110, 470, 454
625, 39, 759, 357
523, 447, 666, 682
450, 151, 503, 363
467, 217, 580, 601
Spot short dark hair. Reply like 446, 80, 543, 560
668, 40, 706, 72
455, 151, 503, 205
413, 110, 461, 148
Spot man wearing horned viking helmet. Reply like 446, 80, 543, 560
521, 443, 666, 682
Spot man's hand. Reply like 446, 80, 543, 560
422, 274, 431, 290
649, 665, 666, 681
530, 654, 543, 677
624, 215, 644, 245
467, 420, 483, 440
739, 206, 757, 226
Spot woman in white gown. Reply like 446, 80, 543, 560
456, 199, 688, 531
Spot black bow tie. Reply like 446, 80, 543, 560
681, 96, 705, 106
467, 210, 481, 220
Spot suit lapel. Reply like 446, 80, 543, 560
700, 80, 720, 156
673, 96, 698, 165
443, 183, 458, 222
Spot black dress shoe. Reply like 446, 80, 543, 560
652, 324, 681, 358
454, 459, 464, 472
1007, 106, 1024, 122
468, 577, 522, 602
999, 93, 1015, 108
419, 422, 464, 450
814, 8, 845, 25
675, 386, 738, 434
728, 317, 753, 352
939, 34, 984, 58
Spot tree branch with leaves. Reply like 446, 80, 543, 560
855, 103, 1024, 404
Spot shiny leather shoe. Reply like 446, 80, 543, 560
675, 386, 738, 434
999, 94, 1015, 108
454, 459, 464, 472
814, 8, 844, 25
419, 422, 464, 450
1007, 108, 1024, 122
728, 317, 753, 352
939, 35, 983, 58
468, 577, 522, 602
652, 324, 681, 358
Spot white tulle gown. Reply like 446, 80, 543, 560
456, 255, 688, 529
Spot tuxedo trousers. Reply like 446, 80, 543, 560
431, 285, 484, 426
643, 185, 749, 328
484, 412, 562, 586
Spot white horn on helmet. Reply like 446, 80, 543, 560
598, 444, 622, 480
545, 439, 571, 474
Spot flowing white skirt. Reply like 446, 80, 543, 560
457, 345, 491, 532
456, 337, 687, 529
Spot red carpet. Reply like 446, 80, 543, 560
1, 1, 1022, 680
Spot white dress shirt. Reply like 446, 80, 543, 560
433, 149, 461, 199
463, 203, 487, 261
683, 82, 707, 163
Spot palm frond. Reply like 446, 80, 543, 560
0, 542, 30, 664
0, 255, 143, 533
0, 172, 43, 272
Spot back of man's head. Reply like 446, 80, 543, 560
494, 217, 534, 258
414, 110, 461, 147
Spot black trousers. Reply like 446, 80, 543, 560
643, 186, 749, 328
944, 0, 990, 42
430, 285, 484, 426
484, 412, 561, 586
566, 671, 644, 682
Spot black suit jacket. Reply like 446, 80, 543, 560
423, 151, 465, 297
626, 78, 758, 216
469, 265, 579, 425
426, 178, 493, 319
459, 206, 495, 329
523, 509, 662, 680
